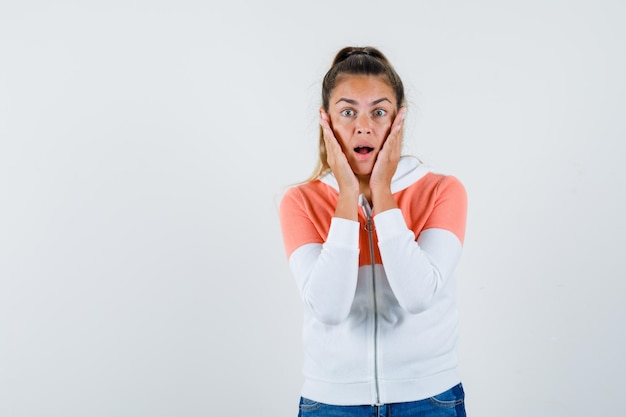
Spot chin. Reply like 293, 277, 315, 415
352, 167, 374, 178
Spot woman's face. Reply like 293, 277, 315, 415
327, 75, 397, 178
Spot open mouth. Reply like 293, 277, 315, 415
354, 146, 374, 154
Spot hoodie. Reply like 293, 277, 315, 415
279, 155, 467, 406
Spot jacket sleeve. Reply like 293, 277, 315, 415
279, 188, 360, 325
375, 176, 467, 314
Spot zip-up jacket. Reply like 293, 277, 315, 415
279, 156, 467, 406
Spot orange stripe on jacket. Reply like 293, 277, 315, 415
279, 173, 466, 267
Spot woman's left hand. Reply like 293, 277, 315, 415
370, 107, 406, 192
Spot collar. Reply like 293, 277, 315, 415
319, 155, 431, 194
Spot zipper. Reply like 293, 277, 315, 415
360, 195, 381, 405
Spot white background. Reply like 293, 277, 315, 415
1, 1, 625, 416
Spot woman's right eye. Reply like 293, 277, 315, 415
341, 109, 355, 117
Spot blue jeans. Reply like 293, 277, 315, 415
297, 383, 466, 417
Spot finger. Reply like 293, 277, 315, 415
376, 113, 404, 167
380, 109, 405, 152
319, 109, 333, 133
388, 108, 407, 146
390, 107, 407, 134
321, 127, 340, 157
319, 111, 335, 143
319, 110, 343, 154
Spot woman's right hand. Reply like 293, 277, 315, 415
320, 110, 359, 195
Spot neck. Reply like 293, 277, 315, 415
358, 175, 371, 202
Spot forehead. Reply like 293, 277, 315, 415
330, 75, 396, 105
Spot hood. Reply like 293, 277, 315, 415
319, 155, 431, 194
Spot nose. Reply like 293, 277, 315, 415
356, 114, 372, 134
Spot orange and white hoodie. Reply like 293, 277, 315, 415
279, 156, 467, 406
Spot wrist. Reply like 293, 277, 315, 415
371, 187, 397, 214
370, 183, 392, 198
337, 184, 360, 199
335, 190, 360, 221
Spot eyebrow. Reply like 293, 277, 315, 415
335, 97, 393, 106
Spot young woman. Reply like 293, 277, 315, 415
279, 46, 468, 416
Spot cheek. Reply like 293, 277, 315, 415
330, 125, 350, 147
375, 118, 392, 130
376, 122, 393, 140
334, 134, 350, 151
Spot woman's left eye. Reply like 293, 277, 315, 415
373, 109, 387, 117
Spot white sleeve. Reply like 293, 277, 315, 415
375, 208, 463, 314
287, 217, 360, 325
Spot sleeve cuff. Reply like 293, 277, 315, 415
325, 217, 360, 249
373, 208, 409, 241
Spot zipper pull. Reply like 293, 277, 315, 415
359, 194, 375, 232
